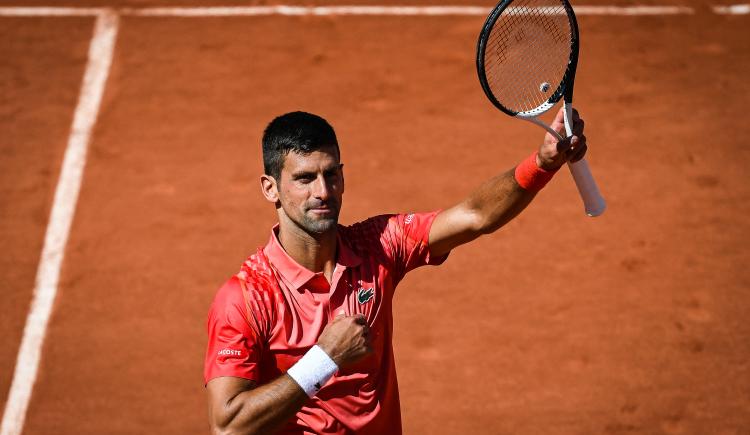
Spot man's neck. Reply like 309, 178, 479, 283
277, 221, 338, 283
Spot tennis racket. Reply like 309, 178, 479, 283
477, 0, 606, 217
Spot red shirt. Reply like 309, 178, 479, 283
204, 212, 447, 434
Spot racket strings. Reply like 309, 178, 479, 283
487, 4, 567, 111
483, 0, 572, 113
486, 12, 559, 111
487, 5, 568, 111
485, 3, 568, 102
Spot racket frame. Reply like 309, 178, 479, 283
476, 0, 606, 217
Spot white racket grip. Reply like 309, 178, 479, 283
562, 102, 606, 216
567, 157, 606, 217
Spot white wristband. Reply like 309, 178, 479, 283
286, 345, 339, 398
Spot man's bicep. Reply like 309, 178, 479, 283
207, 377, 257, 429
428, 204, 484, 258
208, 376, 257, 404
207, 376, 257, 407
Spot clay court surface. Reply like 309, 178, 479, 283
1, 1, 749, 434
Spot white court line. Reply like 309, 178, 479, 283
0, 5, 707, 17
125, 5, 487, 15
713, 4, 750, 13
0, 10, 119, 435
124, 5, 696, 16
125, 5, 488, 15
575, 5, 693, 14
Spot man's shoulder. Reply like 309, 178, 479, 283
212, 275, 245, 306
210, 249, 282, 336
338, 214, 406, 266
213, 250, 281, 307
340, 214, 396, 241
237, 249, 275, 282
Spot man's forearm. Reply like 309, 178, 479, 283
465, 168, 537, 234
210, 375, 307, 435
429, 113, 585, 257
428, 166, 542, 257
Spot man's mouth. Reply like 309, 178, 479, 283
308, 204, 335, 215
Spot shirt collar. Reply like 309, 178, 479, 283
263, 224, 361, 290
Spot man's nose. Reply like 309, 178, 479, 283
312, 174, 331, 200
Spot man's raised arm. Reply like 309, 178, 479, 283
428, 108, 587, 258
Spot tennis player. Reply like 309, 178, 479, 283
205, 109, 586, 434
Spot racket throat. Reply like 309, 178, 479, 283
518, 114, 564, 141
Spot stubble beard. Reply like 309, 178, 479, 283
295, 199, 341, 236
301, 214, 338, 234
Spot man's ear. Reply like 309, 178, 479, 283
260, 174, 280, 204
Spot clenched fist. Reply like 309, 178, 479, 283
537, 107, 587, 171
316, 312, 372, 368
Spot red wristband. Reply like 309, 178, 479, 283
514, 152, 559, 192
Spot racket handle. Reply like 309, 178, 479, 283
567, 158, 606, 217
563, 103, 606, 216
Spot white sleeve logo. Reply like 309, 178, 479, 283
404, 214, 414, 225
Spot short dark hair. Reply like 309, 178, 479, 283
262, 111, 339, 180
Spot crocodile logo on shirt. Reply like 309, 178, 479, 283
357, 287, 375, 304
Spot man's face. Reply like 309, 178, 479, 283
275, 147, 344, 235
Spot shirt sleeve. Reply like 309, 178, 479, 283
204, 277, 261, 385
380, 211, 449, 281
